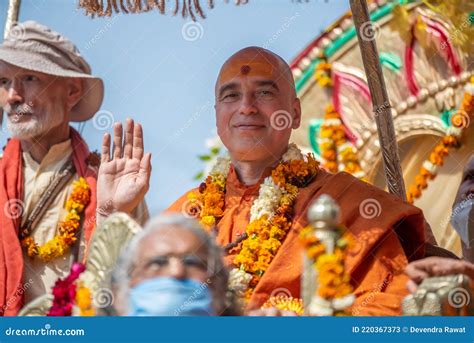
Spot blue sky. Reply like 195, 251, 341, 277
0, 0, 348, 215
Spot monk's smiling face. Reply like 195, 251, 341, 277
215, 47, 301, 163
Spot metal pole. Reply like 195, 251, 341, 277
2, 0, 21, 127
4, 0, 21, 39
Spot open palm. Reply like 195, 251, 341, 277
97, 119, 151, 217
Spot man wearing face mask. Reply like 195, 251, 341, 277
111, 214, 241, 316
451, 154, 474, 263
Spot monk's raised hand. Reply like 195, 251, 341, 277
97, 118, 151, 221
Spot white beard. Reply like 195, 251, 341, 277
5, 104, 64, 140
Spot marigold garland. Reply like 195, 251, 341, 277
188, 144, 319, 300
21, 177, 91, 262
299, 225, 354, 316
314, 61, 333, 88
319, 104, 366, 180
261, 295, 304, 315
407, 79, 474, 204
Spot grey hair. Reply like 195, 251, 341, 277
111, 213, 231, 315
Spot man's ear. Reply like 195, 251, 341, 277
66, 78, 83, 112
292, 97, 301, 129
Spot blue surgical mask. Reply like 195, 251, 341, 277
128, 277, 215, 316
451, 198, 474, 248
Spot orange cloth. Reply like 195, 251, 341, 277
167, 166, 426, 316
0, 128, 97, 316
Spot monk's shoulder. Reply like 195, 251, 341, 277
303, 170, 423, 223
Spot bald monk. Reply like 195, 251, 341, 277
96, 47, 427, 316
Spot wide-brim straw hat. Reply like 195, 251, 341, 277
0, 20, 104, 122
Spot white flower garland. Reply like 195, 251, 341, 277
209, 143, 305, 296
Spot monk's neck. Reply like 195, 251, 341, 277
232, 156, 280, 186
20, 124, 70, 163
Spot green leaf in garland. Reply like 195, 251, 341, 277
194, 171, 204, 181
198, 154, 212, 161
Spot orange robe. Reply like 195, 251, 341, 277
166, 166, 425, 315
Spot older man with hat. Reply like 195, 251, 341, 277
0, 21, 149, 315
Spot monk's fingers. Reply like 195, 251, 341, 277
407, 280, 418, 293
101, 133, 111, 163
139, 153, 152, 185
405, 263, 429, 284
132, 123, 144, 160
431, 260, 474, 278
112, 122, 123, 159
123, 118, 134, 159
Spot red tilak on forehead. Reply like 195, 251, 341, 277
240, 65, 251, 75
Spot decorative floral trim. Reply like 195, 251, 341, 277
21, 177, 91, 262
407, 78, 474, 203
189, 144, 319, 300
318, 105, 366, 180
314, 61, 332, 88
300, 225, 354, 316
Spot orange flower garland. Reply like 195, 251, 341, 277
233, 154, 319, 298
315, 61, 333, 88
319, 104, 366, 179
407, 79, 474, 204
21, 177, 91, 262
300, 225, 354, 316
189, 144, 320, 300
261, 295, 304, 315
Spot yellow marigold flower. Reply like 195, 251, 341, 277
201, 215, 215, 227
66, 200, 85, 213
64, 212, 81, 222
262, 296, 304, 315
